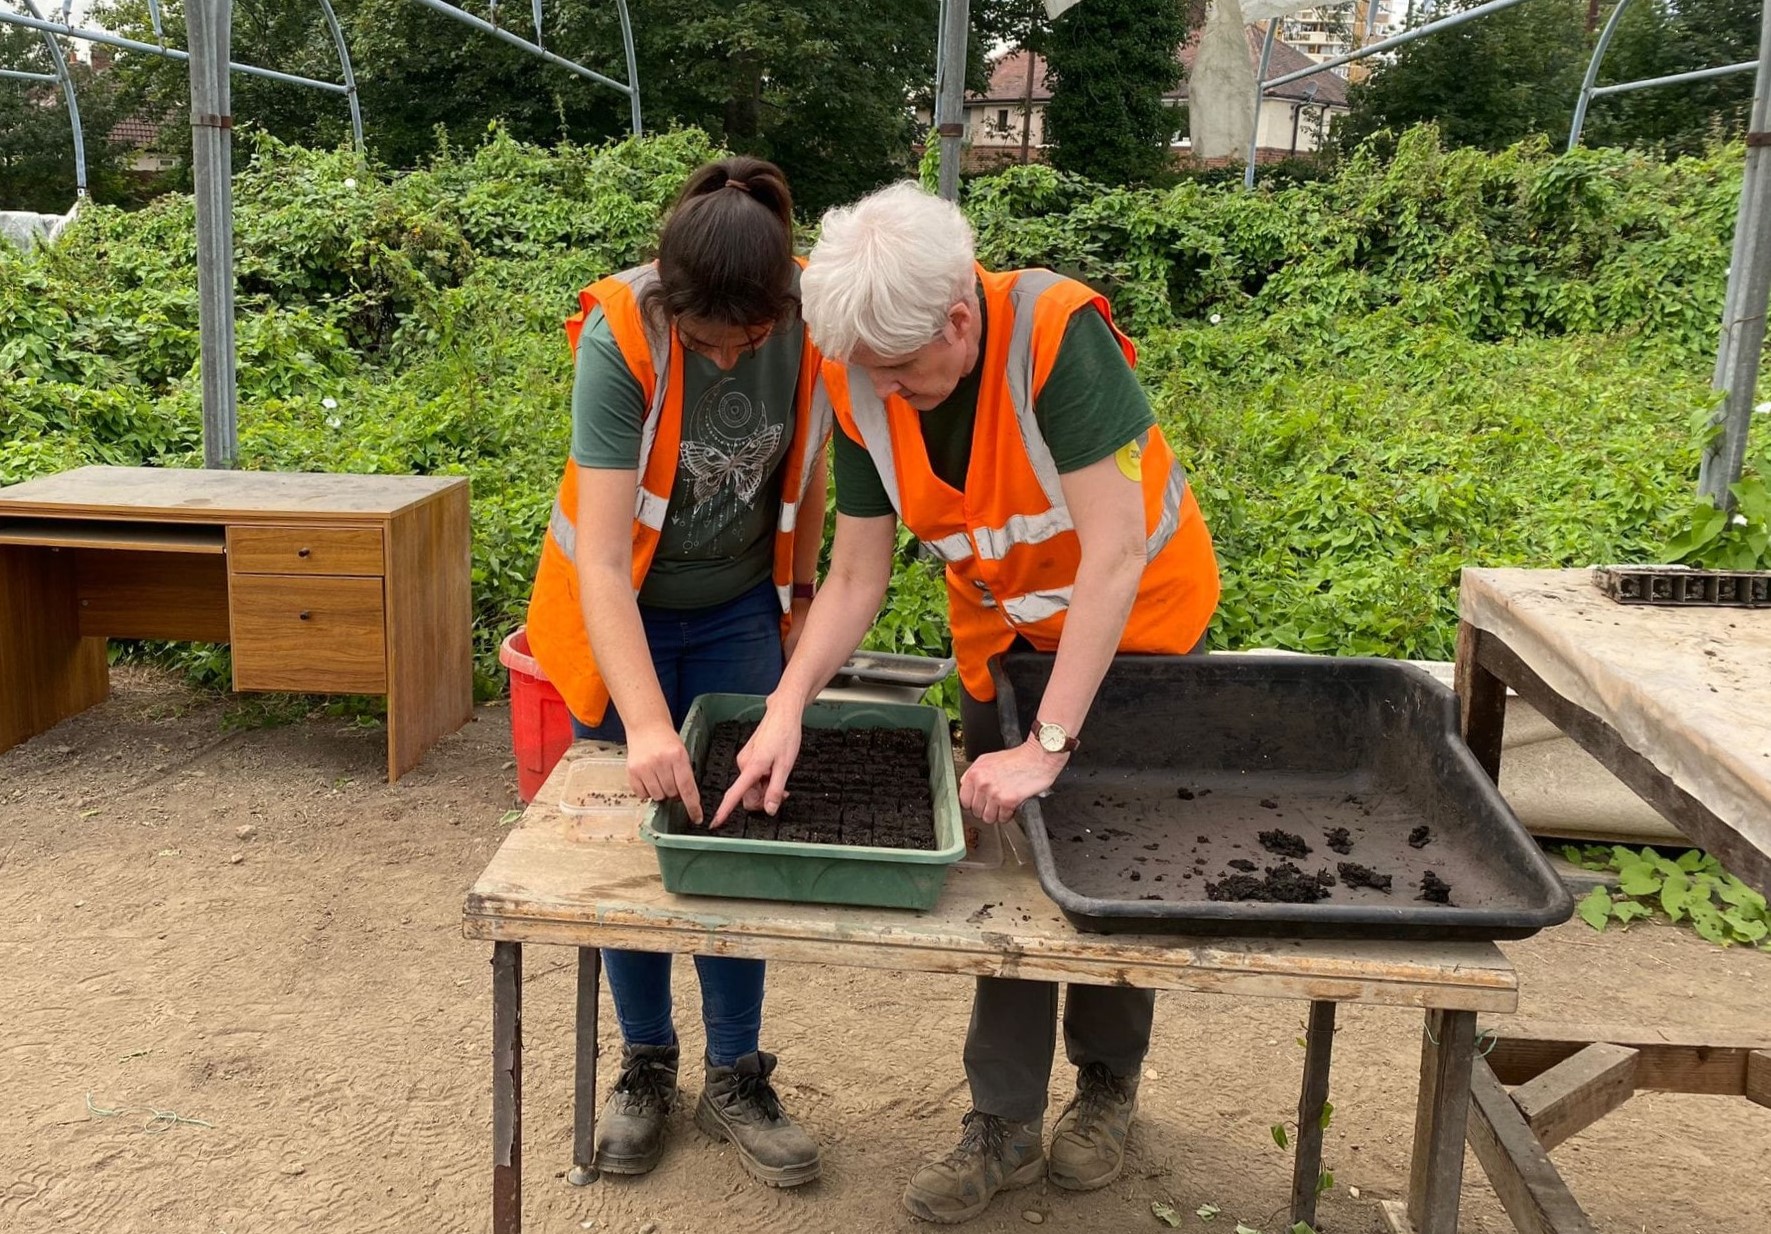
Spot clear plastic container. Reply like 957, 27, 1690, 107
954, 811, 1003, 871
557, 753, 643, 841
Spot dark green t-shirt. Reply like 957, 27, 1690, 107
832, 302, 1155, 517
571, 306, 804, 609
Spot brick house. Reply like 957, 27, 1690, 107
957, 25, 1350, 171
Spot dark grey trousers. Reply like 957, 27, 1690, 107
959, 679, 1155, 1122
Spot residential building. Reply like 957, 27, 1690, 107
957, 26, 1350, 171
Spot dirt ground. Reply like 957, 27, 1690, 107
3, 666, 1768, 1234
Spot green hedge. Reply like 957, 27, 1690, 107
0, 124, 1760, 698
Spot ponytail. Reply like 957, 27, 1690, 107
645, 156, 797, 330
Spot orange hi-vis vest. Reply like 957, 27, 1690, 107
824, 266, 1219, 701
526, 263, 830, 726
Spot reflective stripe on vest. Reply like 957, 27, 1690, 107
844, 267, 1079, 567
548, 266, 672, 571
1000, 586, 1073, 625
1147, 456, 1186, 561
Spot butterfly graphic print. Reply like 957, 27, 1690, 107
667, 375, 789, 555
680, 424, 783, 505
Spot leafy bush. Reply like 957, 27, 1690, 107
0, 124, 1761, 702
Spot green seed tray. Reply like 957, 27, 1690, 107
641, 693, 965, 911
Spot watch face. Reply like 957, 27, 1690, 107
1037, 723, 1065, 752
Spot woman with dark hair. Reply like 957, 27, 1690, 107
524, 156, 828, 1186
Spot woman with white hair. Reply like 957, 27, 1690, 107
714, 182, 1221, 1223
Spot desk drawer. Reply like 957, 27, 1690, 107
228, 525, 384, 576
230, 574, 388, 693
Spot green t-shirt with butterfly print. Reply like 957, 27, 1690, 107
570, 305, 804, 609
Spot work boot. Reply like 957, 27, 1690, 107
1047, 1060, 1138, 1191
593, 1043, 679, 1174
694, 1051, 821, 1187
902, 1111, 1045, 1224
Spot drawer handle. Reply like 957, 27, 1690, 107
299, 611, 312, 621
297, 547, 311, 558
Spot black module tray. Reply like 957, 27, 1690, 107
992, 653, 1573, 941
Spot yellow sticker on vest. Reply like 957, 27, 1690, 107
1115, 439, 1143, 482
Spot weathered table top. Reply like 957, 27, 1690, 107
0, 465, 464, 522
1460, 568, 1771, 869
464, 745, 1518, 1013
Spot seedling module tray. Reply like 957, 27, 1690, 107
642, 694, 965, 911
992, 654, 1572, 941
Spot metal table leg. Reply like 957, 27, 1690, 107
1289, 999, 1337, 1230
1405, 1008, 1478, 1234
568, 946, 602, 1185
492, 941, 523, 1234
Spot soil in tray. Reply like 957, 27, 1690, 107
1035, 769, 1501, 911
683, 721, 937, 850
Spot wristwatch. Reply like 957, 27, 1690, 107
791, 582, 816, 601
1031, 719, 1080, 755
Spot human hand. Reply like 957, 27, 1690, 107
625, 722, 703, 824
960, 740, 1066, 825
712, 702, 803, 827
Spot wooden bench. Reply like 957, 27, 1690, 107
1444, 568, 1771, 1234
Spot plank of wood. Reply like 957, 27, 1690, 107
462, 763, 1519, 1008
1746, 1050, 1771, 1109
227, 524, 383, 576
1475, 631, 1771, 899
1509, 1042, 1637, 1150
1455, 621, 1506, 784
1484, 1022, 1770, 1096
0, 518, 225, 554
229, 574, 387, 694
0, 544, 108, 752
0, 465, 464, 522
383, 485, 472, 782
1406, 1008, 1477, 1234
1465, 1057, 1596, 1234
75, 549, 231, 643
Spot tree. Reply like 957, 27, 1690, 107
1, 26, 140, 210
1041, 0, 1189, 185
1336, 0, 1764, 157
1333, 0, 1588, 154
1584, 0, 1763, 157
93, 0, 942, 215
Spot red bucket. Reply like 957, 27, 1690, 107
500, 627, 575, 803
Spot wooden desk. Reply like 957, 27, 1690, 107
0, 465, 472, 782
464, 745, 1519, 1234
1452, 568, 1771, 1234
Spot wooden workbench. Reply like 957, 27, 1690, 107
1449, 568, 1771, 1234
0, 465, 472, 782
465, 745, 1519, 1234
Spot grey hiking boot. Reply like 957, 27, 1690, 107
1048, 1061, 1139, 1191
902, 1111, 1045, 1224
593, 1043, 679, 1174
694, 1050, 821, 1187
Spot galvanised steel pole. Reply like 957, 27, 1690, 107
316, 0, 364, 152
1700, 0, 1771, 506
20, 0, 86, 197
934, 0, 971, 202
1243, 22, 1279, 190
187, 0, 239, 469
1567, 0, 1634, 151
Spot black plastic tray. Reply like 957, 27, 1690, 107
992, 653, 1573, 941
1592, 564, 1770, 607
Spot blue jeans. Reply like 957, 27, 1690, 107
570, 578, 784, 1067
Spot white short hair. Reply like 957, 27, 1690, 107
802, 182, 977, 362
